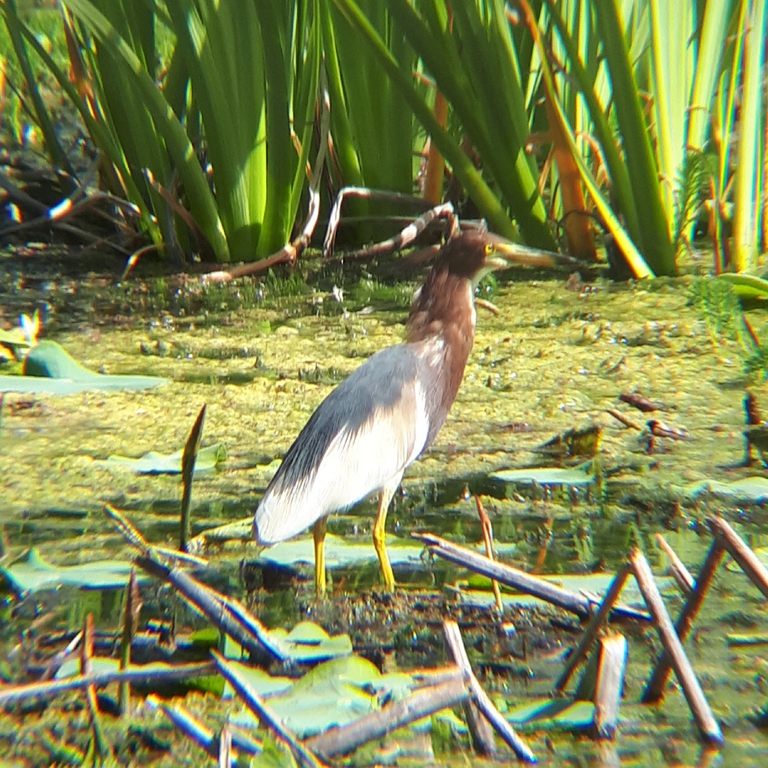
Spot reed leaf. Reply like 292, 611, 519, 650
732, 0, 767, 272
2, 0, 72, 175
593, 0, 675, 275
63, 0, 230, 260
9, 11, 162, 243
383, 0, 556, 249
331, 0, 520, 241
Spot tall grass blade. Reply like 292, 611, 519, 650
732, 0, 767, 271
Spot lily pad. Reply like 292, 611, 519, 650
258, 533, 426, 570
506, 697, 595, 731
0, 340, 168, 394
221, 661, 294, 698
267, 620, 353, 663
231, 655, 415, 738
452, 572, 674, 611
1, 548, 145, 594
491, 462, 595, 487
681, 476, 768, 501
99, 444, 226, 475
0, 327, 31, 350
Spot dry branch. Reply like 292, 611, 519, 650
443, 621, 536, 762
643, 538, 725, 703
630, 550, 723, 745
555, 565, 631, 692
305, 667, 468, 760
593, 634, 627, 740
415, 532, 647, 621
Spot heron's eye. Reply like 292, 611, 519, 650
483, 243, 495, 255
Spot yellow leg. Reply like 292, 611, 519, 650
373, 487, 396, 591
313, 517, 327, 598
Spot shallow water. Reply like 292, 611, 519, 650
2, 253, 768, 765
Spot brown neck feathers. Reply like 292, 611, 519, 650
405, 263, 477, 442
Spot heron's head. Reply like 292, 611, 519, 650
435, 229, 514, 287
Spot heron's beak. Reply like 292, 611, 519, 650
492, 240, 565, 270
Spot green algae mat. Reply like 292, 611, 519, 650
2, 257, 768, 766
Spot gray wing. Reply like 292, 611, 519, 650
254, 345, 431, 544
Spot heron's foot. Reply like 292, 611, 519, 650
314, 518, 328, 599
373, 530, 396, 592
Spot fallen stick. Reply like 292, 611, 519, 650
630, 550, 723, 745
305, 667, 469, 759
708, 516, 768, 598
104, 504, 209, 567
0, 661, 215, 706
475, 496, 503, 614
642, 537, 725, 703
443, 621, 536, 763
147, 694, 263, 759
213, 651, 325, 768
443, 621, 496, 756
593, 634, 627, 740
39, 630, 83, 681
655, 533, 694, 596
219, 725, 232, 768
137, 556, 288, 663
555, 565, 631, 693
414, 532, 647, 621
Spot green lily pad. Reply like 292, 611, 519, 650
506, 698, 595, 731
268, 621, 353, 662
258, 533, 425, 570
0, 340, 168, 394
221, 662, 294, 698
0, 327, 31, 350
681, 476, 768, 501
1, 548, 145, 594
491, 462, 595, 487
99, 444, 226, 474
453, 572, 674, 611
231, 655, 415, 738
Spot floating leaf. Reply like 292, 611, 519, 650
268, 621, 353, 663
231, 655, 415, 738
1, 548, 146, 593
491, 462, 595, 486
221, 661, 294, 698
258, 533, 425, 570
453, 572, 674, 611
99, 444, 226, 475
0, 327, 31, 350
681, 476, 768, 501
0, 341, 168, 394
0, 310, 39, 351
506, 697, 595, 730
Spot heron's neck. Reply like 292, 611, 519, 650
405, 269, 476, 439
406, 268, 476, 346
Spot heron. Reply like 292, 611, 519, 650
254, 229, 518, 596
